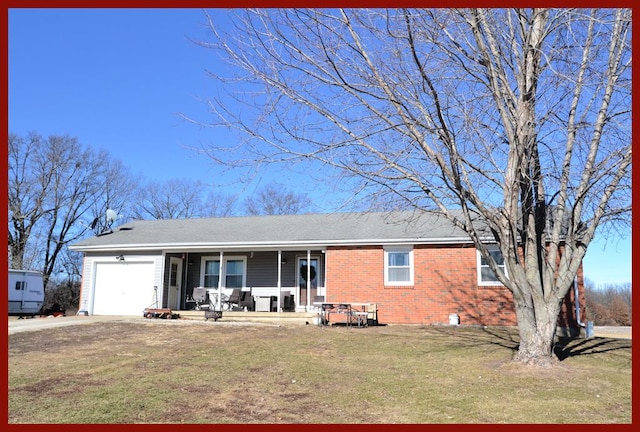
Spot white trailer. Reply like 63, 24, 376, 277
8, 269, 45, 316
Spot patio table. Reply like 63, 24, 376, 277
319, 303, 367, 327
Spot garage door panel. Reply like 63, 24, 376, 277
93, 262, 155, 316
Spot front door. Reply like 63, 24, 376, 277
168, 257, 182, 310
297, 256, 320, 309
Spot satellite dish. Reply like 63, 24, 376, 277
106, 209, 118, 226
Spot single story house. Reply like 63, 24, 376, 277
69, 210, 585, 330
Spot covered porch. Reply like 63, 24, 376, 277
162, 249, 327, 314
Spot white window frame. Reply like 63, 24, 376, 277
477, 246, 507, 286
384, 246, 414, 286
200, 255, 247, 290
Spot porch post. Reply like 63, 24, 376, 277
182, 252, 189, 310
277, 250, 282, 312
217, 251, 224, 310
307, 249, 311, 310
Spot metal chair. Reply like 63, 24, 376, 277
207, 289, 230, 310
192, 287, 208, 310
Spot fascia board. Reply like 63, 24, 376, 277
68, 236, 483, 253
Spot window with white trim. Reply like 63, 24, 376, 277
225, 259, 244, 288
201, 256, 246, 289
477, 246, 507, 285
384, 246, 414, 286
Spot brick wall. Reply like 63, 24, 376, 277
325, 244, 583, 327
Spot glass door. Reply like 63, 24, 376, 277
297, 256, 321, 309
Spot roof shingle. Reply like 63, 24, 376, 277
70, 210, 476, 252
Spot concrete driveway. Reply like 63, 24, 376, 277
594, 326, 632, 339
8, 315, 632, 339
7, 315, 135, 335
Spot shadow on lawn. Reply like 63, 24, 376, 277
427, 325, 631, 361
553, 336, 632, 360
428, 325, 520, 351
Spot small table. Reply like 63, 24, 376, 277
350, 311, 368, 327
319, 303, 368, 327
349, 302, 377, 326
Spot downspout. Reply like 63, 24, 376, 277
574, 277, 593, 338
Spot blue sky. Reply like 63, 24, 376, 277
9, 8, 222, 182
7, 8, 632, 288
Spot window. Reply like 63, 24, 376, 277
225, 259, 244, 288
201, 256, 246, 289
203, 260, 221, 288
15, 281, 25, 291
477, 246, 507, 285
384, 247, 414, 286
169, 262, 178, 286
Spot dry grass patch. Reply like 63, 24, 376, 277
8, 319, 631, 424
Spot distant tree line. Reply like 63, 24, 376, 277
8, 131, 314, 313
584, 280, 632, 326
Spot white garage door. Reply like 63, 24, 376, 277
92, 262, 156, 316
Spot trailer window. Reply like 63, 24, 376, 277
15, 281, 26, 290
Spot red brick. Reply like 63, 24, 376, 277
325, 244, 583, 327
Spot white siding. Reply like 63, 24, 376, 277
79, 254, 163, 315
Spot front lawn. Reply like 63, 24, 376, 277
8, 320, 632, 423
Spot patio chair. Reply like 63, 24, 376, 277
192, 287, 208, 310
284, 294, 295, 311
239, 290, 255, 311
225, 288, 242, 311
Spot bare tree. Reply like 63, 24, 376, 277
187, 8, 631, 366
8, 133, 48, 270
203, 190, 239, 217
132, 178, 211, 220
244, 183, 312, 215
8, 132, 133, 287
84, 158, 139, 235
585, 280, 632, 326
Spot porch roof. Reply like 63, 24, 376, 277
69, 210, 486, 252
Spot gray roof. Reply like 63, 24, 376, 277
69, 210, 478, 252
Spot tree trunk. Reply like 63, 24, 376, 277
9, 241, 24, 270
513, 299, 561, 367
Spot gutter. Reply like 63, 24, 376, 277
68, 236, 488, 253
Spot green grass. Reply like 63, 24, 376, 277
8, 320, 632, 423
